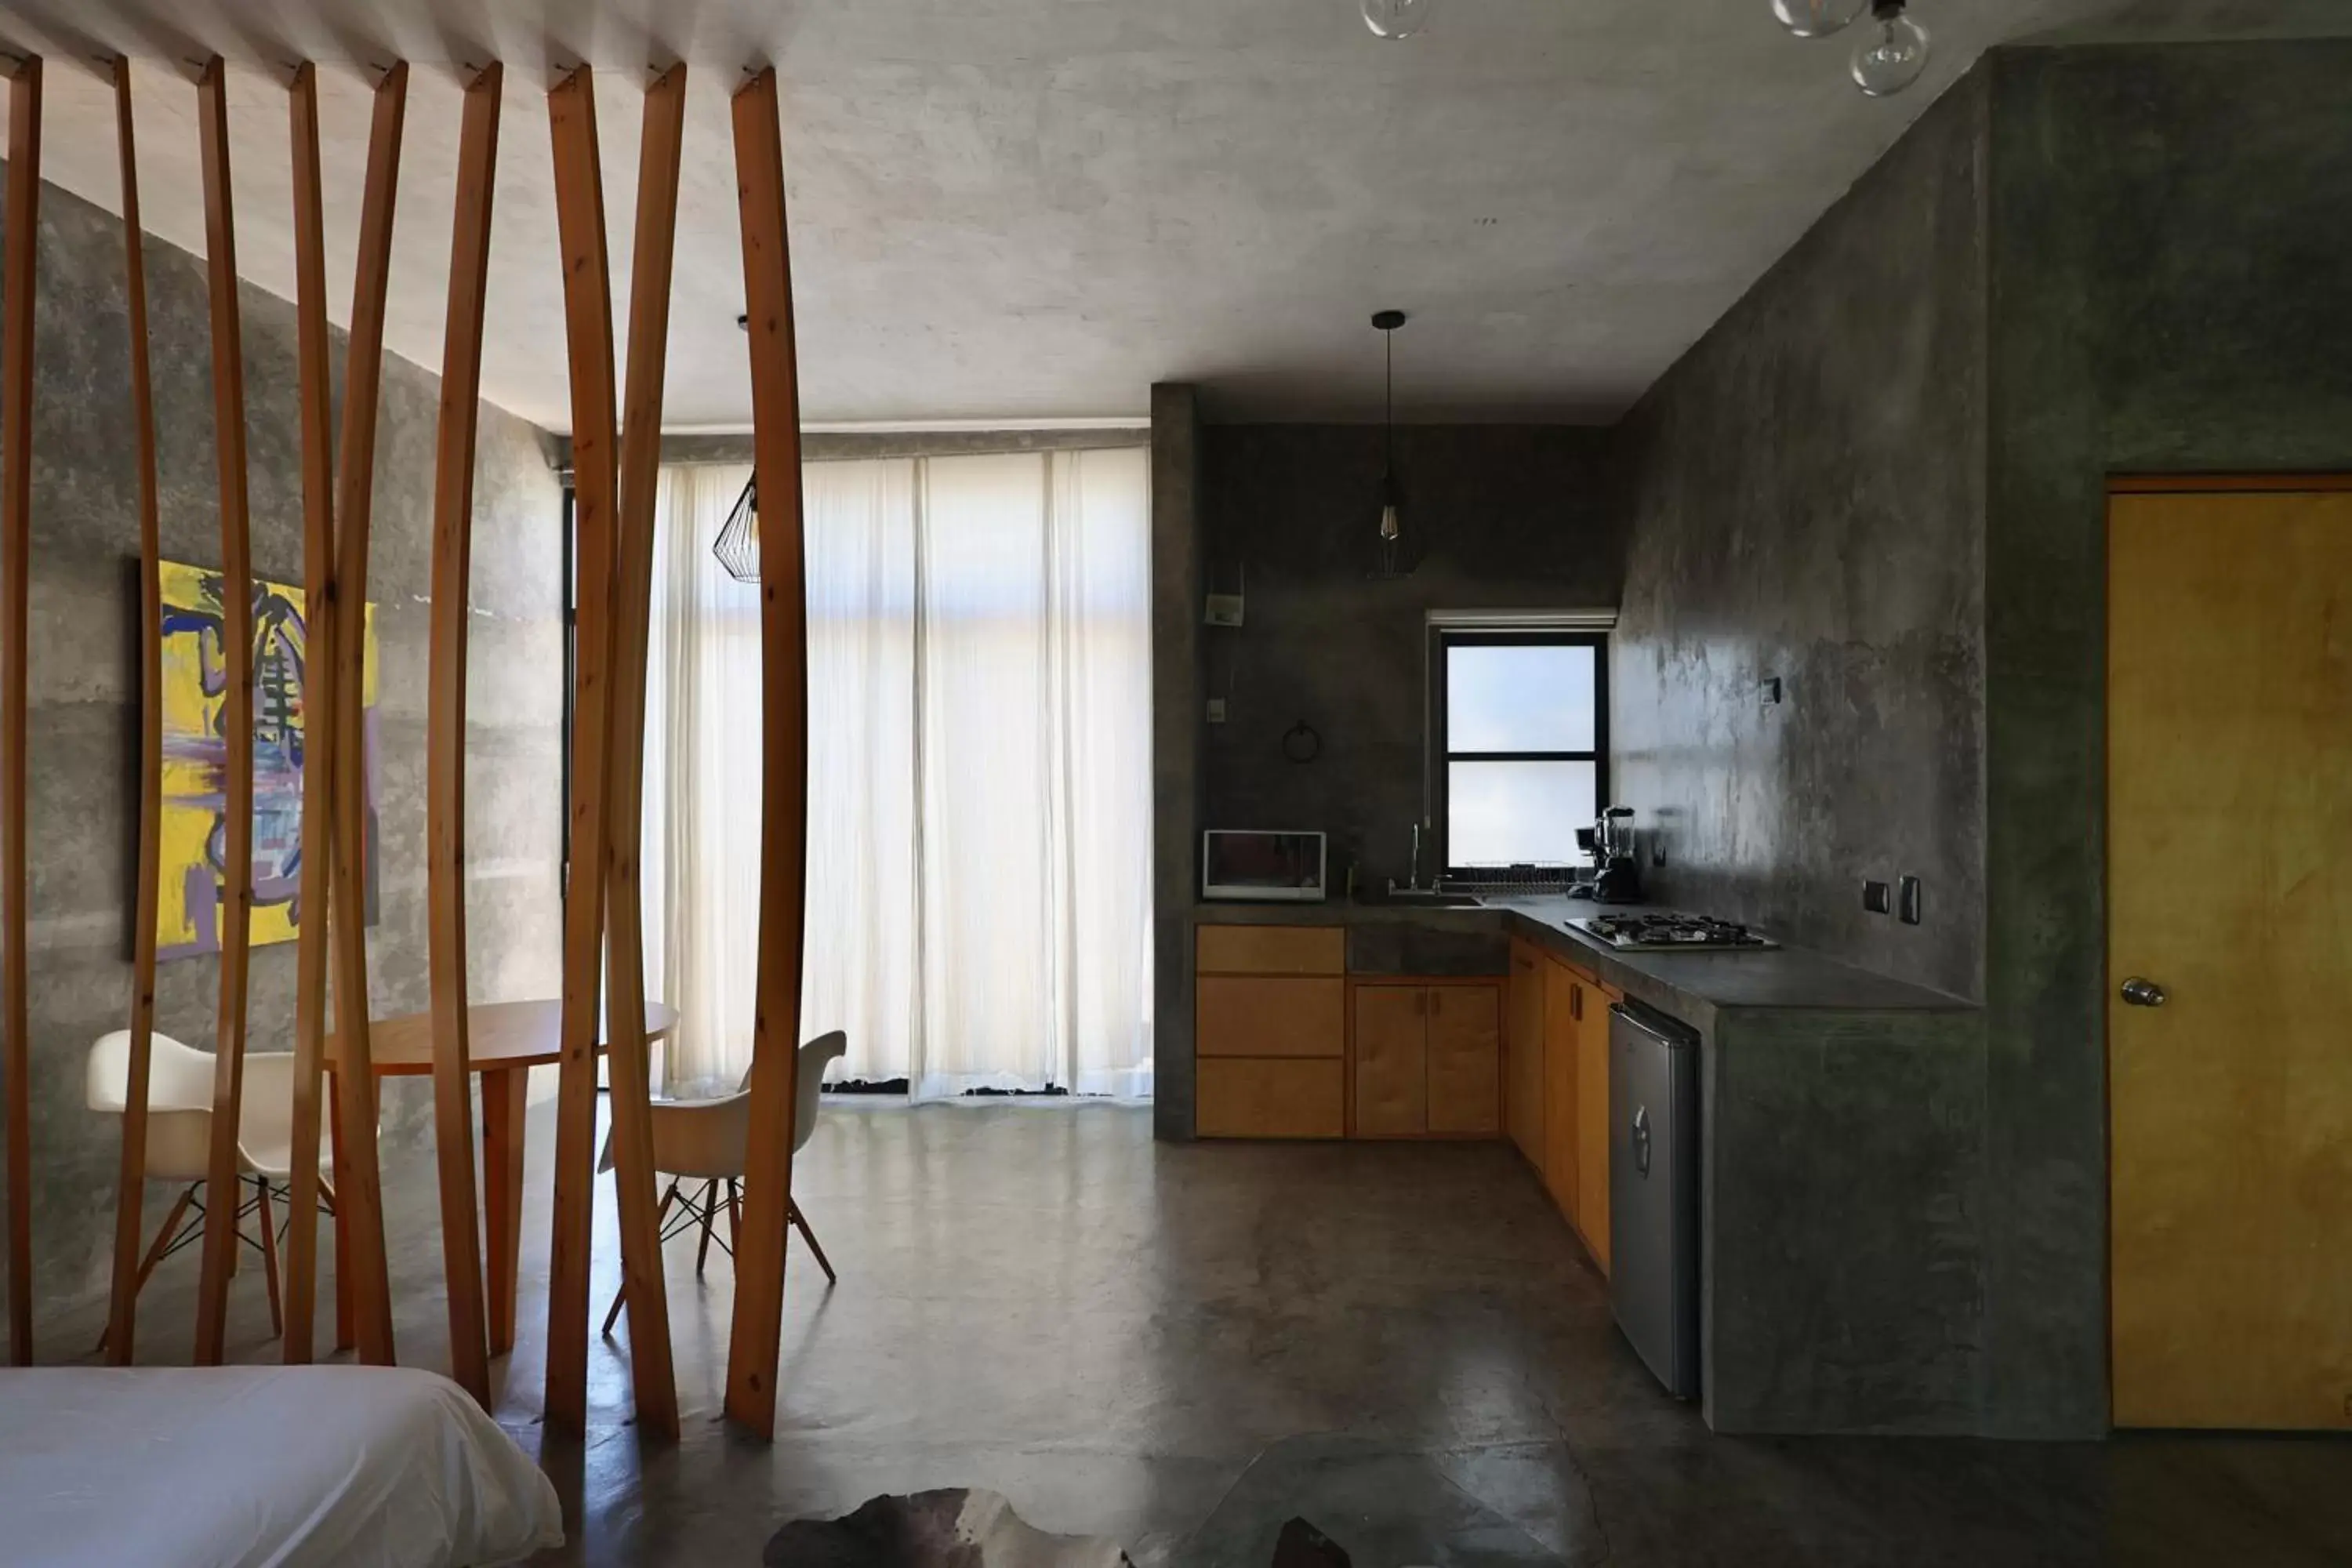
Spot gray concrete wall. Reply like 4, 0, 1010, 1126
1978, 38, 2352, 1438
1198, 424, 1620, 893
9, 173, 564, 1333
1149, 385, 1202, 1142
1608, 73, 1990, 1006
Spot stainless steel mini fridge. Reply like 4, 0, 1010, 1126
1609, 999, 1700, 1399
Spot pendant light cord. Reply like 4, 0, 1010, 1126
1384, 328, 1394, 480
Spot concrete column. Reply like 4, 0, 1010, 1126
1149, 384, 1200, 1140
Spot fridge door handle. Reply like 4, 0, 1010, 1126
1630, 1104, 1652, 1177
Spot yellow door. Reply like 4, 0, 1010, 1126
1353, 985, 1427, 1137
2109, 485, 2352, 1429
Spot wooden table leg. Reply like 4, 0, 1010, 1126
328, 1072, 354, 1353
481, 1065, 526, 1356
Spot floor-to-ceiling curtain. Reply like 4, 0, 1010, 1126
640, 448, 1153, 1100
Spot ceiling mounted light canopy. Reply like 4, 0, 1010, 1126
1778, 0, 1932, 97
1371, 309, 1414, 581
1362, 0, 1432, 40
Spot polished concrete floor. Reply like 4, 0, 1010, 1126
54, 1100, 2352, 1566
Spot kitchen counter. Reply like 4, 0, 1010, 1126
1190, 893, 1987, 1438
1193, 895, 1974, 1022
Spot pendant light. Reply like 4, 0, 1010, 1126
713, 475, 760, 583
1849, 1, 1931, 96
1371, 309, 1413, 581
1776, 0, 1932, 98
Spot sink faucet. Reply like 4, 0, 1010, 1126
1387, 822, 1428, 897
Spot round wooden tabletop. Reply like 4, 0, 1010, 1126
325, 998, 681, 1076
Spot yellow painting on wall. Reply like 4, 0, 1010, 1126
157, 560, 379, 961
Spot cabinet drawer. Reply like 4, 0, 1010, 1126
1197, 924, 1345, 975
1196, 1058, 1345, 1139
1196, 976, 1345, 1058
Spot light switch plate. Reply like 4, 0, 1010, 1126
1899, 875, 1922, 925
1863, 879, 1893, 915
1206, 698, 1227, 724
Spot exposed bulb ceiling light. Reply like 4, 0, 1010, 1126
1849, 2, 1932, 96
1778, 0, 1932, 98
1362, 0, 1432, 41
1770, 0, 1868, 38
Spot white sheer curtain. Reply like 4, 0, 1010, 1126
640, 448, 1153, 1100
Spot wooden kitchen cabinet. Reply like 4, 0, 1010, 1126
1541, 956, 1580, 1221
1352, 985, 1428, 1136
1506, 942, 1546, 1165
1196, 975, 1345, 1058
1350, 979, 1503, 1138
1536, 954, 1613, 1274
1197, 1059, 1345, 1139
1576, 979, 1616, 1272
1427, 985, 1501, 1135
1196, 924, 1346, 1138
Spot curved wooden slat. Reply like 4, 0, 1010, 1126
543, 63, 619, 1430
426, 59, 504, 1409
191, 54, 257, 1367
601, 60, 689, 1439
0, 53, 38, 1370
329, 60, 409, 1367
724, 64, 812, 1438
102, 53, 162, 1370
281, 58, 339, 1367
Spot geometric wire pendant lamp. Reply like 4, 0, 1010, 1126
713, 474, 760, 583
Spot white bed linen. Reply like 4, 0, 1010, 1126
0, 1365, 564, 1567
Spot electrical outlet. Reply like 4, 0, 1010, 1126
1899, 875, 1923, 925
1761, 676, 1783, 706
1206, 698, 1227, 724
1863, 879, 1893, 915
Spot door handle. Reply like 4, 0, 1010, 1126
2119, 977, 2167, 1007
1630, 1105, 1651, 1177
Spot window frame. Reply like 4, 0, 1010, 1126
1428, 627, 1610, 879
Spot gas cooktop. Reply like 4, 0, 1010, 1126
1569, 912, 1779, 952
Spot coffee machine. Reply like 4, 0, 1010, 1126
1584, 805, 1642, 904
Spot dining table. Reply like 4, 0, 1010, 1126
324, 998, 679, 1356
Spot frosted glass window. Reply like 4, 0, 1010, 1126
1447, 761, 1595, 867
1446, 644, 1595, 753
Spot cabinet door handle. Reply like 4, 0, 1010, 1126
1570, 984, 1583, 1022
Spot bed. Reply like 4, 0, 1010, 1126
0, 1365, 564, 1566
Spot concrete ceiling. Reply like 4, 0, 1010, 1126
1, 0, 2344, 430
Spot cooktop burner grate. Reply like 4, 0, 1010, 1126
1568, 912, 1779, 951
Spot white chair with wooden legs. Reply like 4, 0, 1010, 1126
599, 1029, 847, 1336
85, 1031, 332, 1349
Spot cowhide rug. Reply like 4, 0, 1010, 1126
763, 1488, 1133, 1567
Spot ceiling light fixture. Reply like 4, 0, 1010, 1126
1371, 309, 1414, 581
1362, 0, 1431, 40
1849, 1, 1932, 96
1769, 0, 1868, 38
1777, 0, 1931, 97
713, 477, 761, 583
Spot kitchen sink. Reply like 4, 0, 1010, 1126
1372, 888, 1484, 908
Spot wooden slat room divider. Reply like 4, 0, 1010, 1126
724, 65, 812, 1439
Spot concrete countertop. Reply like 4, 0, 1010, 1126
1192, 895, 1974, 1017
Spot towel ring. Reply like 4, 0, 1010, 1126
1282, 720, 1321, 764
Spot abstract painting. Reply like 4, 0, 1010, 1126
156, 559, 379, 962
